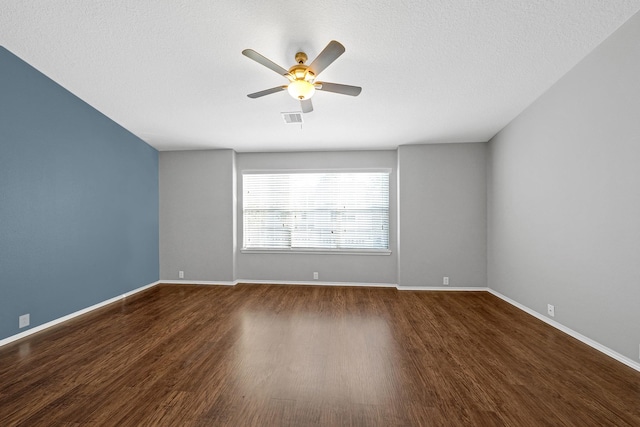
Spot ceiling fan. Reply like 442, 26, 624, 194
242, 40, 362, 113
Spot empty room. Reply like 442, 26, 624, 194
1, 1, 639, 425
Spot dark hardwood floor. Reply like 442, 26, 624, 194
0, 284, 638, 426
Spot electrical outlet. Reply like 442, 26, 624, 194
443, 276, 449, 285
19, 314, 30, 328
179, 270, 184, 279
547, 304, 555, 317
313, 272, 319, 280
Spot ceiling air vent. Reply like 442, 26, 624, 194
281, 111, 304, 124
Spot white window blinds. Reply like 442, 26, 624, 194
243, 171, 390, 251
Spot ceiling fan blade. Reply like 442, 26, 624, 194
301, 99, 313, 113
242, 49, 289, 76
247, 86, 286, 98
308, 40, 345, 76
316, 82, 362, 96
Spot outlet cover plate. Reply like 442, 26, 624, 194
547, 304, 555, 317
19, 314, 30, 328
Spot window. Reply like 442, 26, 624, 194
242, 171, 390, 253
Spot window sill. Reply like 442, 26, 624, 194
240, 248, 392, 256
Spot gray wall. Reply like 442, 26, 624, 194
159, 150, 235, 281
236, 150, 398, 284
0, 47, 159, 341
488, 12, 640, 362
159, 146, 488, 287
398, 144, 487, 287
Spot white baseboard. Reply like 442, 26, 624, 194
160, 280, 487, 291
238, 279, 397, 288
159, 280, 486, 291
159, 280, 237, 286
397, 286, 489, 291
0, 280, 160, 348
487, 289, 640, 373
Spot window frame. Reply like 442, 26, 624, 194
240, 168, 392, 256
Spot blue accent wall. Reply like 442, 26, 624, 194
0, 47, 159, 341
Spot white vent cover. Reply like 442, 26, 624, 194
281, 111, 303, 124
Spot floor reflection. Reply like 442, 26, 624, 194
18, 342, 31, 358
234, 309, 400, 405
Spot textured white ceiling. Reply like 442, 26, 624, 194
2, 1, 640, 152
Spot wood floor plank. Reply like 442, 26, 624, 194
0, 284, 638, 426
